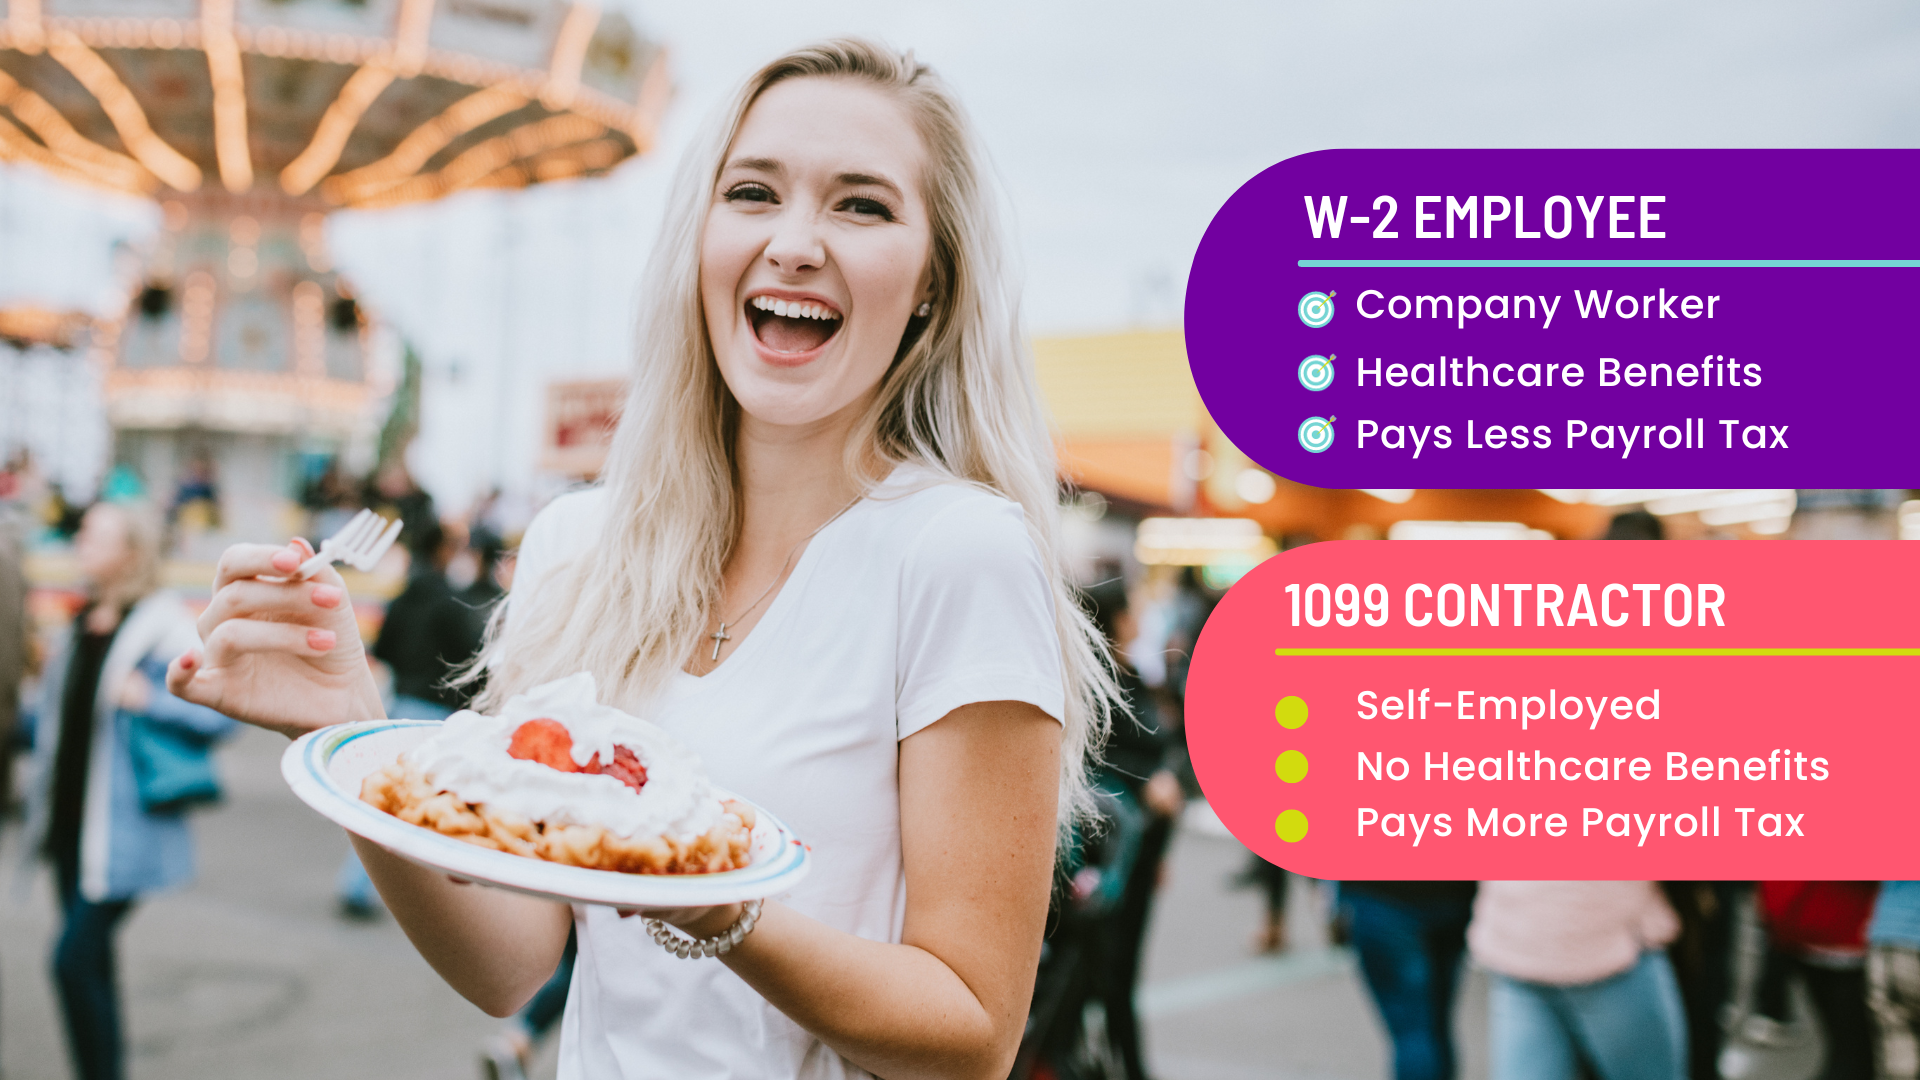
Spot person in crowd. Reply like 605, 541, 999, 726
1468, 880, 1687, 1080
1340, 880, 1478, 1080
1, 505, 28, 810
3, 448, 49, 519
1660, 882, 1744, 1080
302, 458, 364, 541
1869, 882, 1920, 1080
1238, 857, 1292, 953
0, 447, 28, 503
168, 455, 221, 531
366, 463, 436, 551
1079, 577, 1181, 1080
1753, 881, 1876, 1080
44, 482, 83, 539
24, 502, 234, 1080
1604, 508, 1664, 541
337, 517, 486, 918
172, 39, 1109, 1080
1016, 579, 1175, 1080
460, 526, 508, 616
374, 517, 484, 721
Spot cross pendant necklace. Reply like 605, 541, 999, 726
703, 493, 862, 669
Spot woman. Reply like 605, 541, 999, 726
1469, 881, 1687, 1080
167, 39, 1111, 1080
1339, 879, 1477, 1080
1752, 881, 1875, 1080
27, 501, 235, 1080
1023, 578, 1177, 1080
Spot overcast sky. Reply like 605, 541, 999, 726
317, 0, 1920, 380
7, 1, 1918, 345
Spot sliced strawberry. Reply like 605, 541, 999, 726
508, 720, 646, 792
602, 744, 649, 793
508, 718, 580, 773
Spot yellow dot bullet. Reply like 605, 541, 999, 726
1274, 696, 1308, 729
1275, 750, 1309, 783
1275, 809, 1309, 843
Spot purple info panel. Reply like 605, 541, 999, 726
1184, 149, 1920, 488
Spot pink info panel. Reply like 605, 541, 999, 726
1186, 540, 1919, 880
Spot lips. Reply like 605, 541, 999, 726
747, 294, 843, 356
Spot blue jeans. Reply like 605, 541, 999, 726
1491, 950, 1688, 1080
53, 867, 134, 1080
1342, 888, 1474, 1080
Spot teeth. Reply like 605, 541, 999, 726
749, 296, 839, 320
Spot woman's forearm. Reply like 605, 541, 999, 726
720, 902, 1025, 1080
710, 702, 1060, 1080
349, 834, 572, 1017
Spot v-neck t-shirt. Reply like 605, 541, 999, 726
506, 466, 1066, 1080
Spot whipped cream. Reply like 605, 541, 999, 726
402, 672, 726, 842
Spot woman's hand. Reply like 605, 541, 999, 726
615, 902, 746, 939
166, 539, 385, 738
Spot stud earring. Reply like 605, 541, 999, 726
915, 302, 931, 317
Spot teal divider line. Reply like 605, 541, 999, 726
1296, 259, 1920, 268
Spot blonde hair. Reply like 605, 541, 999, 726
470, 39, 1114, 832
86, 501, 164, 612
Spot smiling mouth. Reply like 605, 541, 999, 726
747, 295, 843, 355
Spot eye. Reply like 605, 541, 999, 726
838, 196, 896, 221
723, 182, 776, 204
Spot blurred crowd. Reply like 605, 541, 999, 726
1282, 876, 1910, 1080
0, 446, 524, 1079
3, 471, 1917, 1080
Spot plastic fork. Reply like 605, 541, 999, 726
294, 509, 404, 580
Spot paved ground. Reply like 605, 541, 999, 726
0, 725, 1820, 1080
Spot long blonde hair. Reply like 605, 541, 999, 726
86, 501, 164, 614
471, 39, 1114, 831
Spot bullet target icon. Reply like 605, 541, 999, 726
1298, 415, 1336, 453
1297, 291, 1335, 328
1298, 354, 1334, 391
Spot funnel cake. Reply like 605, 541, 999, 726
359, 674, 753, 874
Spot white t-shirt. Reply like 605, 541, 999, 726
506, 465, 1066, 1080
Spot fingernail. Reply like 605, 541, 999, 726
310, 584, 342, 607
179, 651, 196, 670
271, 550, 299, 572
308, 629, 336, 651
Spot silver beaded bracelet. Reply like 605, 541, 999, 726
645, 899, 763, 959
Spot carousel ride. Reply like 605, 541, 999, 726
0, 0, 666, 540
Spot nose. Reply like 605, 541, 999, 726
763, 206, 825, 275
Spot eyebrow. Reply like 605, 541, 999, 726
837, 172, 903, 199
726, 156, 783, 175
720, 158, 905, 199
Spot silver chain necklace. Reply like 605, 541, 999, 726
706, 495, 861, 663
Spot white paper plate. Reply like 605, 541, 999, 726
282, 720, 810, 907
